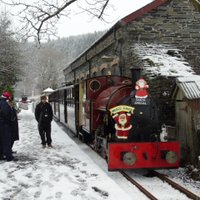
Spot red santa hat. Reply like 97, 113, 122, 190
2, 91, 12, 100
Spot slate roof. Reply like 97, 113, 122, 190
133, 43, 194, 78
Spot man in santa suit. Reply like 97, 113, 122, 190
135, 78, 149, 98
110, 105, 134, 139
113, 112, 132, 139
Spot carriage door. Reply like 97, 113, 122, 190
79, 81, 89, 132
74, 84, 79, 135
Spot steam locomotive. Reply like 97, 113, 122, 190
49, 68, 180, 171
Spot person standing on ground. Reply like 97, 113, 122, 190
0, 92, 15, 161
35, 95, 53, 148
9, 97, 19, 152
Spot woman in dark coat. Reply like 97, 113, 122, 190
0, 92, 14, 161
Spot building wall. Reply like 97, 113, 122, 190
124, 0, 200, 73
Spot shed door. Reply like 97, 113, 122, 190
176, 101, 189, 161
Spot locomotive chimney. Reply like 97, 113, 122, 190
130, 67, 142, 88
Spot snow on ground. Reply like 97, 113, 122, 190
1, 105, 200, 200
0, 105, 147, 200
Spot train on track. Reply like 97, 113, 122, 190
49, 68, 180, 171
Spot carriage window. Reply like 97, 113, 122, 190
89, 80, 101, 92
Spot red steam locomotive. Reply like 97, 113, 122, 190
49, 68, 180, 171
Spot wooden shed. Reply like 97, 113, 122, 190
172, 76, 200, 166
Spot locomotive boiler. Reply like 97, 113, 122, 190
49, 68, 180, 171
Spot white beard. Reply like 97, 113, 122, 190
119, 116, 127, 126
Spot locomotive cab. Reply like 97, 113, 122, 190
81, 75, 132, 137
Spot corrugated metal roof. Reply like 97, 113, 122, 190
176, 76, 200, 99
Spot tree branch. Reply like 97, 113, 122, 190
0, 0, 111, 44
98, 0, 110, 19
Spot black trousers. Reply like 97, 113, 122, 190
38, 123, 52, 145
0, 122, 13, 160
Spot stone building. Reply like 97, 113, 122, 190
63, 0, 200, 165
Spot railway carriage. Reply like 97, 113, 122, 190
49, 85, 78, 133
49, 68, 180, 171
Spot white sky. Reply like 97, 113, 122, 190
0, 0, 153, 38
57, 0, 153, 37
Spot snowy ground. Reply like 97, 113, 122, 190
0, 105, 199, 200
0, 105, 146, 200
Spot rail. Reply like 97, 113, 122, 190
153, 171, 200, 200
121, 170, 200, 200
121, 171, 158, 200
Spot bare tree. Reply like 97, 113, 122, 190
0, 0, 110, 44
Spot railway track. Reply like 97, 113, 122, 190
61, 128, 200, 199
82, 140, 200, 199
121, 170, 200, 200
152, 171, 200, 200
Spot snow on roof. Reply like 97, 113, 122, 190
134, 43, 195, 78
43, 87, 54, 93
176, 75, 200, 99
177, 75, 200, 83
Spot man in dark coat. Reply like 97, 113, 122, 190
35, 95, 53, 148
0, 92, 14, 161
9, 99, 19, 151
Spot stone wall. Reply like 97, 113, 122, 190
123, 0, 200, 73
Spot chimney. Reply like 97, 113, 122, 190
130, 67, 142, 88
